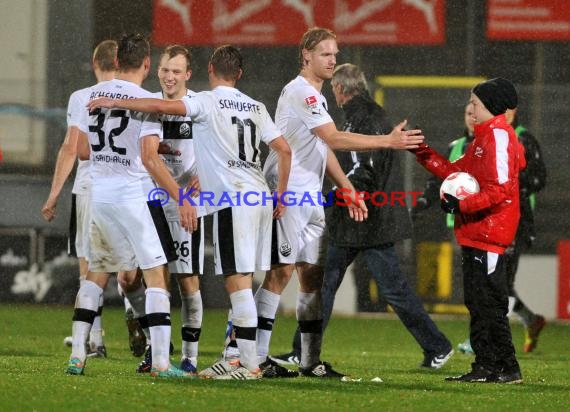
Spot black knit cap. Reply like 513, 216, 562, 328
472, 77, 518, 116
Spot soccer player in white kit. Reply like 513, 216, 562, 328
125, 45, 205, 375
67, 34, 197, 378
88, 44, 292, 380
41, 40, 120, 357
260, 28, 425, 377
150, 45, 206, 374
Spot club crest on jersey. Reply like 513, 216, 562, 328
474, 146, 483, 157
305, 95, 320, 115
179, 122, 191, 138
280, 242, 292, 257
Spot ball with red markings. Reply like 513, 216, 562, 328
440, 172, 480, 200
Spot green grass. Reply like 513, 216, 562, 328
0, 304, 568, 411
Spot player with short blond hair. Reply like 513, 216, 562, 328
134, 44, 206, 375
42, 39, 118, 358
258, 27, 424, 378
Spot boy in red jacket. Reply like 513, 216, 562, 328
412, 78, 525, 384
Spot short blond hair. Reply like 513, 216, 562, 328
93, 40, 117, 72
299, 27, 336, 69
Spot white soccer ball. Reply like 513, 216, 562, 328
440, 172, 480, 200
63, 336, 73, 347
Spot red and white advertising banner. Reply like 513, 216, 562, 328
152, 0, 446, 46
487, 0, 570, 41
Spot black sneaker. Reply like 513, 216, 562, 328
490, 370, 523, 384
270, 351, 300, 366
445, 364, 494, 383
125, 308, 146, 357
136, 343, 173, 373
136, 346, 152, 373
299, 361, 345, 378
259, 357, 299, 378
420, 348, 454, 369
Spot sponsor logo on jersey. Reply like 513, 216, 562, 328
93, 154, 131, 167
179, 122, 191, 138
227, 159, 261, 170
280, 242, 292, 257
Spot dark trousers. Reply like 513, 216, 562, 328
462, 246, 520, 373
504, 234, 537, 325
292, 242, 451, 356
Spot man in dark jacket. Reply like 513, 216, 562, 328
272, 63, 453, 369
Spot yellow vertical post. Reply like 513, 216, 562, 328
436, 242, 453, 298
416, 242, 439, 297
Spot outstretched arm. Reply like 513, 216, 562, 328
314, 119, 424, 151
88, 97, 186, 116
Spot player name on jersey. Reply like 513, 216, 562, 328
89, 90, 136, 100
218, 99, 261, 114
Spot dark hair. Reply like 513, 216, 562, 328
117, 34, 150, 71
299, 27, 336, 68
161, 45, 192, 71
209, 45, 243, 81
93, 40, 117, 72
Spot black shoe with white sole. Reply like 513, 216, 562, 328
260, 357, 299, 378
445, 364, 495, 382
299, 361, 345, 378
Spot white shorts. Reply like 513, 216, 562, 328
213, 204, 272, 275
272, 204, 325, 265
68, 193, 90, 259
167, 218, 204, 275
88, 201, 176, 273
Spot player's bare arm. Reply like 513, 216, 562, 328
314, 119, 424, 151
268, 135, 292, 219
140, 135, 197, 232
77, 130, 91, 161
325, 147, 368, 222
41, 126, 81, 222
88, 97, 186, 116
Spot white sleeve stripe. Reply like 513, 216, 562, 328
494, 128, 509, 184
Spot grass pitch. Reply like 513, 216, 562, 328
0, 304, 568, 411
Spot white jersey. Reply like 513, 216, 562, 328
152, 89, 197, 186
67, 87, 92, 195
264, 75, 332, 197
182, 85, 281, 214
79, 79, 162, 203
153, 89, 205, 220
